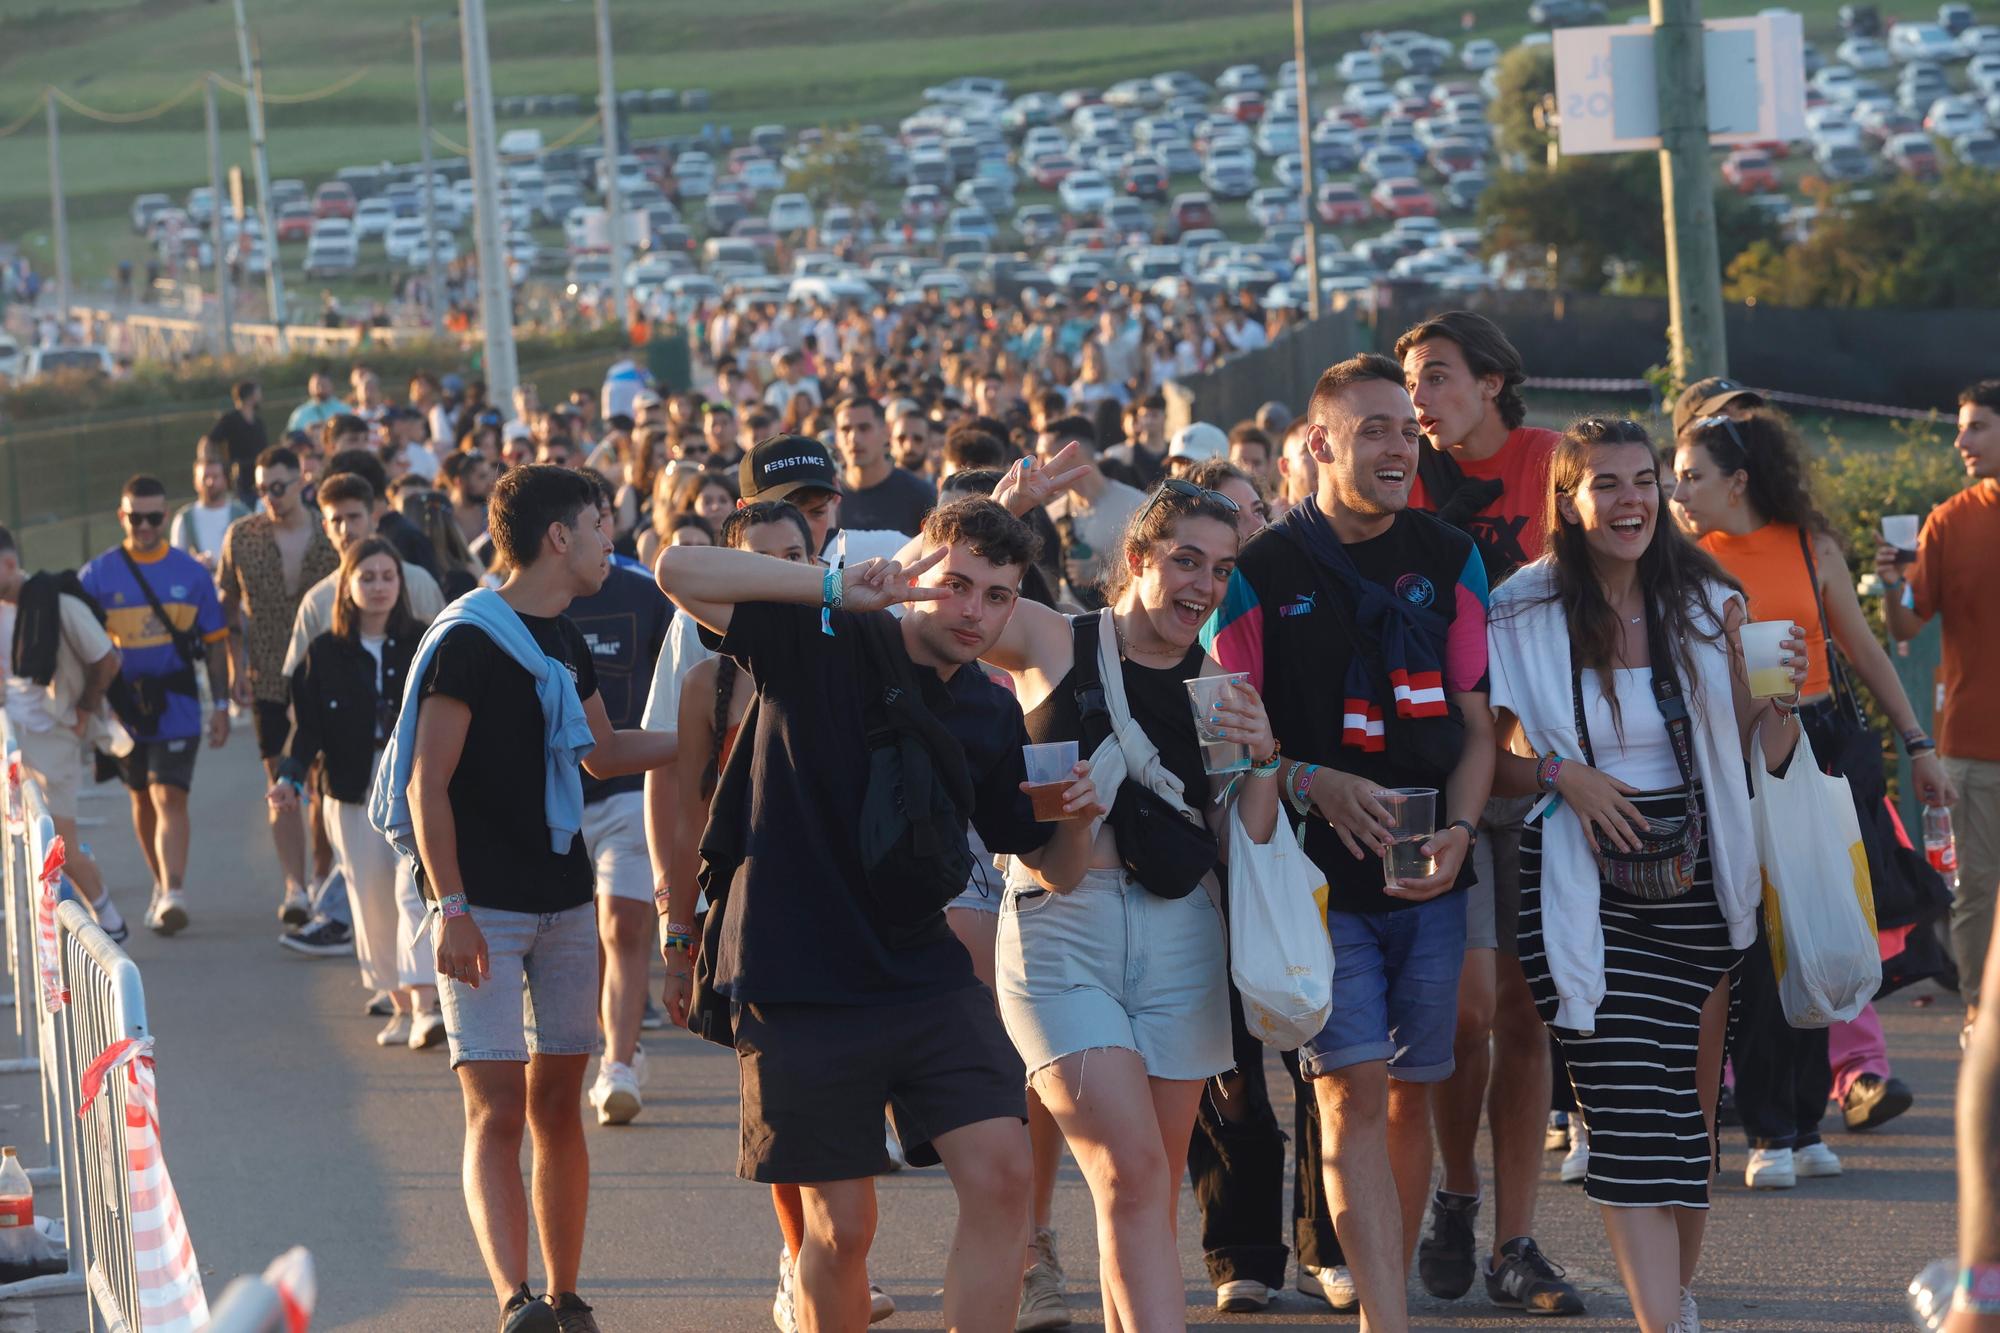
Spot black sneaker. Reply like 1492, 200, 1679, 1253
1417, 1190, 1479, 1299
365, 991, 395, 1017
499, 1285, 557, 1333
1843, 1073, 1914, 1132
279, 919, 354, 958
1485, 1237, 1586, 1316
548, 1292, 600, 1333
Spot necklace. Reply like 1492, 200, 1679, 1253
1113, 614, 1178, 666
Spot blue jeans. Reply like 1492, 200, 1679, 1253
1300, 890, 1467, 1083
311, 866, 350, 927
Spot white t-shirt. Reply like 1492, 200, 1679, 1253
397, 442, 441, 481
0, 595, 115, 734
184, 501, 237, 562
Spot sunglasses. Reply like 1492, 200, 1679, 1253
1691, 414, 1751, 459
122, 509, 167, 527
259, 480, 292, 498
1132, 477, 1240, 530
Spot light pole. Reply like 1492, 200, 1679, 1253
1293, 0, 1322, 320
594, 0, 629, 335
413, 17, 449, 340
230, 0, 287, 342
460, 0, 520, 409
1652, 0, 1729, 380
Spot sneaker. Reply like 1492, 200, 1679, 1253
408, 1010, 447, 1051
1017, 1227, 1071, 1331
884, 1119, 907, 1171
1560, 1121, 1589, 1184
499, 1284, 557, 1333
89, 894, 129, 944
590, 1061, 642, 1126
631, 1042, 649, 1088
278, 886, 311, 927
1418, 1189, 1480, 1299
640, 998, 666, 1031
1843, 1073, 1914, 1132
547, 1293, 599, 1333
1745, 1146, 1796, 1189
278, 918, 354, 957
1215, 1279, 1272, 1312
375, 1013, 412, 1047
365, 991, 395, 1017
773, 1246, 797, 1333
147, 890, 189, 936
1680, 1286, 1701, 1333
1484, 1236, 1586, 1315
1793, 1141, 1842, 1178
1297, 1264, 1359, 1313
868, 1280, 895, 1323
1545, 1109, 1570, 1151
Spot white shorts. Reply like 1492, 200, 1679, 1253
14, 723, 83, 821
581, 789, 651, 903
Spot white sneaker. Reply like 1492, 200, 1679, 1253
1216, 1279, 1272, 1312
1545, 1108, 1570, 1151
590, 1061, 642, 1126
278, 886, 310, 926
1745, 1146, 1797, 1189
630, 1041, 649, 1088
1680, 1286, 1701, 1333
407, 1010, 446, 1051
375, 1013, 412, 1047
868, 1280, 895, 1323
773, 1246, 797, 1333
1561, 1121, 1590, 1183
147, 890, 189, 936
1793, 1141, 1843, 1178
1297, 1264, 1359, 1312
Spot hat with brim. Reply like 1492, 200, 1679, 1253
1672, 376, 1765, 438
740, 433, 839, 503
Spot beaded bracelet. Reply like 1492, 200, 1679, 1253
437, 891, 469, 920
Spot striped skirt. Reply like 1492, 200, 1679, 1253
1519, 788, 1742, 1210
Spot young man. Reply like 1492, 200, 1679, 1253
81, 475, 232, 936
1034, 416, 1145, 608
700, 400, 741, 468
1395, 310, 1583, 1315
381, 465, 672, 1333
835, 395, 937, 536
208, 379, 268, 504
326, 447, 441, 578
762, 348, 822, 417
1881, 378, 2000, 1049
0, 526, 122, 936
443, 451, 497, 549
218, 445, 341, 930
564, 473, 672, 1127
655, 497, 1099, 1333
1206, 353, 1495, 1333
1100, 393, 1169, 490
285, 371, 351, 437
170, 441, 251, 571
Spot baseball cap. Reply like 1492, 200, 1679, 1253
632, 388, 663, 408
502, 420, 533, 443
1256, 400, 1293, 431
1168, 421, 1229, 462
740, 433, 839, 503
1671, 376, 1765, 438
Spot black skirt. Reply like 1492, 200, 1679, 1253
1519, 788, 1744, 1209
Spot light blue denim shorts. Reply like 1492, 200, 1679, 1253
996, 868, 1231, 1082
436, 901, 600, 1067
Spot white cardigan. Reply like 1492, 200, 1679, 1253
1486, 561, 1760, 1034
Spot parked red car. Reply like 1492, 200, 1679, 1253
312, 182, 355, 220
275, 202, 314, 242
1370, 177, 1438, 219
1168, 192, 1217, 235
1029, 155, 1079, 190
1222, 92, 1266, 123
1720, 149, 1778, 193
1317, 180, 1369, 225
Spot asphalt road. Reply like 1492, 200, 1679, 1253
1, 737, 1963, 1331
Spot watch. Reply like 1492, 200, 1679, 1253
1447, 818, 1478, 847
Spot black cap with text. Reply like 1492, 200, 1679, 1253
740, 433, 839, 503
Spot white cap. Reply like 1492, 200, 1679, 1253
1167, 421, 1228, 461
502, 420, 533, 443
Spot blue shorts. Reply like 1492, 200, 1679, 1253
1299, 890, 1467, 1083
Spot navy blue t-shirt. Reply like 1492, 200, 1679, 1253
565, 563, 672, 802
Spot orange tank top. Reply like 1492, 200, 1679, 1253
1697, 521, 1832, 699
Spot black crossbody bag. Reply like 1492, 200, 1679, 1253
1569, 608, 1704, 902
110, 548, 204, 733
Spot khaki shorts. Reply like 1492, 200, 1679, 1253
15, 723, 83, 820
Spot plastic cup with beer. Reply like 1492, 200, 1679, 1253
1023, 740, 1080, 822
1739, 620, 1795, 699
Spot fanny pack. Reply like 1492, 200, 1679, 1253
1569, 608, 1703, 903
110, 548, 202, 734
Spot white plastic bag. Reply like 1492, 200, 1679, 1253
1227, 801, 1335, 1050
1751, 729, 1881, 1027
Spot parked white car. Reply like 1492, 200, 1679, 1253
767, 193, 815, 233
1058, 170, 1114, 216
1889, 22, 1963, 62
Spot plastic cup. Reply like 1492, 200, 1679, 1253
1882, 513, 1920, 560
1739, 620, 1793, 698
1379, 787, 1438, 885
1185, 672, 1254, 774
1023, 740, 1079, 822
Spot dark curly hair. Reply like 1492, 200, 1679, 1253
1683, 408, 1830, 537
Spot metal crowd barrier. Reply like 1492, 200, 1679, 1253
202, 1248, 317, 1333
1, 730, 36, 1080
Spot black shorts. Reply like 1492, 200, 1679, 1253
117, 737, 199, 792
732, 986, 1026, 1184
253, 700, 292, 759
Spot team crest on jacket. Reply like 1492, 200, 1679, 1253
1394, 573, 1435, 609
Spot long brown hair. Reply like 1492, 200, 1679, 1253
1532, 418, 1741, 734
331, 537, 417, 642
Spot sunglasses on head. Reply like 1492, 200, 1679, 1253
1132, 477, 1240, 530
123, 509, 167, 527
1691, 414, 1751, 459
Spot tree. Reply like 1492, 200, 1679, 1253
783, 129, 891, 209
1725, 169, 2000, 308
1490, 44, 1555, 164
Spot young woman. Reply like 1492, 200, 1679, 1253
1671, 408, 1955, 1169
1068, 340, 1128, 411
402, 490, 482, 601
1487, 419, 1806, 1333
270, 539, 439, 1048
977, 470, 1281, 1333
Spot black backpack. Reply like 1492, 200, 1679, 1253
852, 612, 976, 947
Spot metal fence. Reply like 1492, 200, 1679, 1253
1164, 309, 1365, 434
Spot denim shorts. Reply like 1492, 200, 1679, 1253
1299, 889, 1467, 1083
996, 867, 1231, 1082
436, 902, 600, 1068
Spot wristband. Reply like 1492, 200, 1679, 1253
1958, 1264, 2000, 1314
820, 564, 843, 637
1903, 731, 1936, 755
437, 891, 469, 920
662, 932, 692, 952
1447, 818, 1478, 847
1249, 752, 1281, 777
213, 700, 231, 712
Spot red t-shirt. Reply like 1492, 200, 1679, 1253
1409, 427, 1561, 581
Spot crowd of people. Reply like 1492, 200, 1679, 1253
1, 303, 1996, 1333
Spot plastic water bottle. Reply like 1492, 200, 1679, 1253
1909, 1258, 1955, 1330
1924, 806, 1958, 878
0, 1147, 33, 1264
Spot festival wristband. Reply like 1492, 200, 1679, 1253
662, 933, 693, 952
437, 892, 469, 920
820, 565, 843, 637
1957, 1264, 2000, 1314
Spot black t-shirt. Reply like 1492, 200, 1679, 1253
417, 613, 599, 914
1022, 641, 1212, 813
839, 467, 937, 536
565, 564, 671, 803
209, 409, 268, 485
1099, 443, 1166, 492
379, 509, 441, 579
716, 603, 1050, 1005
1222, 512, 1485, 914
